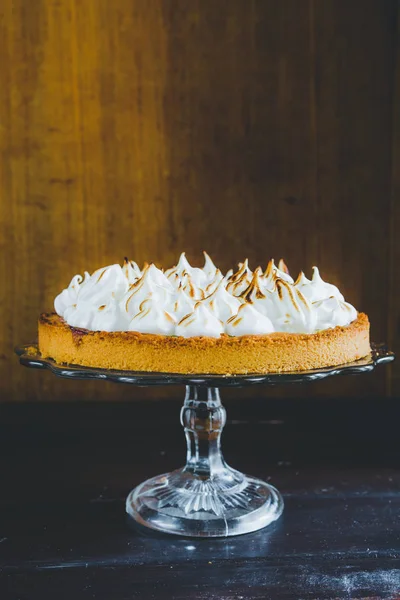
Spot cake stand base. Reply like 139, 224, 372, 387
126, 469, 283, 538
126, 385, 283, 537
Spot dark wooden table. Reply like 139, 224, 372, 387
1, 392, 400, 599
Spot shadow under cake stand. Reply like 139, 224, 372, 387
16, 343, 394, 538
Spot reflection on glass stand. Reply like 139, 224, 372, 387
16, 343, 394, 537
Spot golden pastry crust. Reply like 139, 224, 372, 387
38, 312, 371, 374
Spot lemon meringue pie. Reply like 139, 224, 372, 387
38, 253, 370, 374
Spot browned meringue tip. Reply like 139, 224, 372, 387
231, 258, 249, 282
294, 271, 304, 286
275, 278, 302, 313
123, 256, 129, 264
142, 261, 150, 270
264, 259, 275, 278
164, 265, 177, 277
278, 258, 290, 274
275, 277, 289, 297
227, 270, 249, 294
240, 269, 266, 302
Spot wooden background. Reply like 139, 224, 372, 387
0, 0, 399, 402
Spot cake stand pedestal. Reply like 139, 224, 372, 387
16, 343, 394, 538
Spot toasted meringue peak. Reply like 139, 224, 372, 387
181, 272, 205, 300
164, 266, 180, 282
229, 259, 252, 283
264, 259, 275, 279
278, 259, 290, 274
205, 269, 224, 295
226, 260, 253, 296
295, 266, 345, 303
176, 252, 207, 287
205, 280, 242, 321
123, 268, 173, 318
175, 302, 224, 338
264, 259, 294, 286
166, 271, 181, 290
129, 299, 176, 335
76, 264, 129, 305
225, 303, 275, 336
147, 263, 174, 290
294, 271, 311, 287
54, 272, 90, 316
202, 251, 218, 281
226, 271, 253, 297
55, 255, 357, 335
122, 258, 141, 284
268, 279, 317, 333
240, 269, 268, 304
169, 285, 196, 321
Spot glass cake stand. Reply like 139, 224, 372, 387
16, 343, 394, 538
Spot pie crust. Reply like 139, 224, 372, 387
38, 312, 370, 374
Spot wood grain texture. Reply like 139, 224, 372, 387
0, 0, 398, 401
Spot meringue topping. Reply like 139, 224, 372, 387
54, 254, 359, 336
226, 260, 253, 296
129, 299, 176, 335
225, 303, 275, 336
267, 279, 317, 333
123, 266, 173, 318
228, 259, 252, 283
202, 251, 218, 281
263, 259, 294, 288
54, 272, 90, 316
241, 269, 268, 304
181, 272, 205, 300
313, 296, 357, 330
63, 302, 96, 330
169, 285, 196, 321
175, 302, 224, 338
295, 266, 344, 303
122, 258, 141, 284
205, 280, 242, 321
176, 253, 207, 287
77, 264, 129, 304
278, 258, 290, 274
91, 299, 130, 332
204, 269, 224, 295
